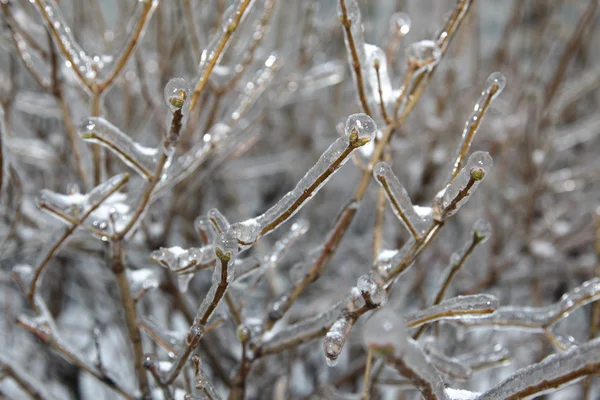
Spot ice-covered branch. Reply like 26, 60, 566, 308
406, 294, 499, 328
230, 114, 375, 246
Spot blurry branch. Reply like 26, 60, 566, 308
543, 0, 598, 109
188, 0, 254, 111
0, 353, 56, 400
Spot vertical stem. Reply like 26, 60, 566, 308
91, 92, 102, 186
112, 240, 150, 398
362, 347, 374, 400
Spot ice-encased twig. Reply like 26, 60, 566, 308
229, 114, 375, 245
461, 277, 600, 331
16, 298, 134, 399
0, 352, 58, 400
188, 0, 256, 111
30, 174, 129, 301
364, 43, 392, 122
163, 232, 238, 385
432, 151, 493, 221
459, 344, 511, 371
258, 302, 344, 357
447, 72, 505, 181
364, 310, 445, 399
406, 294, 498, 328
80, 118, 159, 181
374, 161, 431, 239
338, 0, 372, 116
265, 200, 359, 330
423, 342, 472, 382
478, 337, 600, 400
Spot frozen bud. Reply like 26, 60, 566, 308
390, 12, 411, 35
406, 40, 441, 69
485, 72, 507, 99
164, 77, 189, 111
363, 309, 407, 355
357, 274, 377, 294
472, 219, 491, 243
236, 324, 251, 343
214, 232, 239, 260
344, 113, 377, 145
229, 220, 260, 245
324, 318, 350, 367
346, 287, 367, 312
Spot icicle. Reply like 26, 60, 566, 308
230, 115, 375, 245
374, 161, 431, 238
260, 302, 344, 356
405, 40, 441, 75
364, 44, 393, 111
323, 317, 353, 367
406, 294, 499, 328
390, 12, 411, 36
479, 337, 600, 399
423, 342, 472, 382
80, 118, 159, 181
433, 151, 493, 221
448, 72, 506, 179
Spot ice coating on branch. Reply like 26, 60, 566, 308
365, 314, 446, 400
464, 277, 600, 331
433, 151, 493, 221
364, 44, 393, 110
338, 0, 368, 103
227, 54, 280, 123
406, 40, 441, 74
374, 161, 431, 238
406, 294, 499, 328
423, 342, 472, 382
194, 216, 217, 245
263, 219, 309, 270
479, 337, 600, 399
151, 246, 214, 292
324, 317, 352, 367
38, 173, 129, 226
448, 73, 505, 178
390, 12, 411, 35
363, 309, 407, 354
357, 273, 387, 306
344, 113, 377, 141
260, 302, 344, 355
459, 344, 511, 370
231, 115, 375, 244
374, 237, 416, 280
80, 118, 159, 181
164, 77, 189, 112
207, 208, 231, 233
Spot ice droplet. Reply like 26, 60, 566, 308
485, 71, 507, 99
406, 40, 441, 72
164, 77, 189, 112
472, 219, 491, 242
390, 12, 411, 35
344, 113, 377, 142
